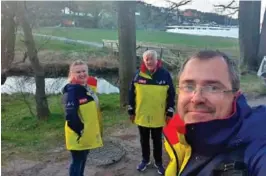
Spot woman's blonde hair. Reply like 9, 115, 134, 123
67, 60, 88, 82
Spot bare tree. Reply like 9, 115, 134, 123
74, 1, 114, 28
1, 1, 17, 85
117, 1, 136, 108
214, 0, 262, 71
164, 0, 192, 22
140, 0, 192, 26
239, 1, 261, 70
214, 0, 239, 16
17, 1, 50, 119
258, 9, 266, 60
165, 0, 192, 11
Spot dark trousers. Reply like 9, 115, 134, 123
69, 150, 89, 176
138, 126, 163, 164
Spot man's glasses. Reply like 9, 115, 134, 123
177, 85, 236, 97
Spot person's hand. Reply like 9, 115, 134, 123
129, 115, 135, 123
76, 129, 84, 143
166, 116, 172, 124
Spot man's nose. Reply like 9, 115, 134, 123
191, 89, 206, 104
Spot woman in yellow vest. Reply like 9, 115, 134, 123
62, 60, 103, 176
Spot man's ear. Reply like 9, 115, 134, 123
234, 90, 242, 98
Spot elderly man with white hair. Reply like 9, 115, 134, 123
128, 50, 175, 175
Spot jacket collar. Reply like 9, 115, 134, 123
185, 94, 252, 155
140, 59, 162, 75
164, 94, 252, 155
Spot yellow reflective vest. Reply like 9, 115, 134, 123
163, 114, 192, 176
128, 67, 175, 128
63, 84, 103, 150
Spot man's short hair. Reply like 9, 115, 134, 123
143, 50, 157, 60
178, 50, 240, 91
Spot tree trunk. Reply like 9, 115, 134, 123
92, 15, 100, 28
92, 8, 100, 28
258, 9, 266, 61
1, 2, 16, 85
17, 2, 50, 119
239, 1, 261, 71
117, 1, 136, 108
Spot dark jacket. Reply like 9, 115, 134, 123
62, 84, 86, 136
128, 60, 175, 127
62, 83, 103, 150
163, 94, 266, 176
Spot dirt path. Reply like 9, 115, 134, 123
2, 97, 265, 176
2, 125, 162, 176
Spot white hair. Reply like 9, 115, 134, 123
143, 50, 157, 60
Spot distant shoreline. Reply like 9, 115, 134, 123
166, 27, 238, 38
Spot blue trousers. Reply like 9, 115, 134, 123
69, 150, 89, 176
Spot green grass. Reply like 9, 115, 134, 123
15, 34, 110, 55
34, 27, 239, 49
240, 74, 266, 96
14, 27, 240, 59
1, 93, 127, 160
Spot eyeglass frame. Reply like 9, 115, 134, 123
176, 84, 238, 96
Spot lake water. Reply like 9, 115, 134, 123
1, 76, 119, 95
166, 28, 238, 38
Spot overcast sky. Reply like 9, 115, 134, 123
144, 0, 266, 23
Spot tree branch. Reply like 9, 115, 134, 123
20, 87, 36, 118
214, 0, 239, 10
165, 0, 192, 8
162, 0, 192, 21
36, 37, 52, 52
225, 9, 239, 16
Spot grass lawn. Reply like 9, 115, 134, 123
35, 27, 238, 48
15, 34, 109, 55
33, 27, 239, 57
240, 74, 266, 96
13, 28, 240, 63
1, 93, 128, 161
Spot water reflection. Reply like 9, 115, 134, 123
1, 76, 119, 95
